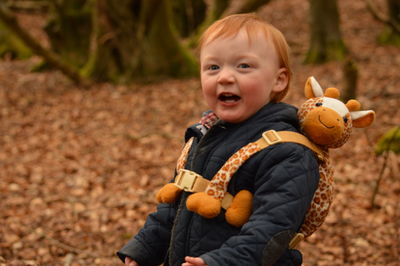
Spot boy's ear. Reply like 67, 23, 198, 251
272, 68, 289, 93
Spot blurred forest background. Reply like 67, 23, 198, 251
0, 0, 399, 265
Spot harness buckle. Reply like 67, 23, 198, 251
262, 130, 282, 145
175, 169, 199, 192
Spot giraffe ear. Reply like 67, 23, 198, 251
304, 76, 324, 99
351, 110, 375, 128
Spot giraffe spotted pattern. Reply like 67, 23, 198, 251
299, 150, 334, 237
206, 142, 260, 200
176, 137, 194, 171
296, 97, 351, 236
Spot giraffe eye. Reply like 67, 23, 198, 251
343, 117, 348, 123
316, 102, 322, 107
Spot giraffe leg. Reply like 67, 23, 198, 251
156, 183, 183, 203
187, 192, 221, 218
225, 190, 253, 227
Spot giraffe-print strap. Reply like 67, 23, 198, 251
206, 141, 262, 199
205, 130, 325, 200
202, 130, 333, 240
299, 154, 333, 237
176, 137, 194, 171
173, 130, 334, 239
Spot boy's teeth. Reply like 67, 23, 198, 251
219, 93, 240, 102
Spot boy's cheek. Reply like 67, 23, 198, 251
201, 82, 217, 98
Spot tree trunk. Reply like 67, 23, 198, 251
44, 0, 92, 67
378, 0, 400, 45
225, 0, 272, 15
305, 0, 347, 64
342, 57, 358, 102
82, 0, 198, 82
187, 0, 275, 48
0, 3, 86, 84
186, 0, 230, 47
388, 0, 400, 23
171, 0, 207, 38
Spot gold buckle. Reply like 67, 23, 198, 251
262, 130, 282, 145
175, 169, 198, 192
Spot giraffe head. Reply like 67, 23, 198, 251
298, 76, 375, 148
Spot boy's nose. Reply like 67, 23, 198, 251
217, 67, 235, 84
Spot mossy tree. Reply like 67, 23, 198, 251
44, 0, 92, 68
305, 0, 347, 64
171, 0, 207, 38
0, 0, 273, 84
187, 0, 271, 47
367, 0, 400, 45
80, 0, 201, 82
0, 20, 31, 59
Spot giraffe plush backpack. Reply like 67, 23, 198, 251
156, 76, 375, 247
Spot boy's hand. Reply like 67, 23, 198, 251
182, 256, 207, 266
124, 257, 138, 266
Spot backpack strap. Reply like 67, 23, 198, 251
258, 130, 324, 160
168, 130, 330, 248
204, 130, 324, 200
176, 137, 195, 171
173, 130, 323, 206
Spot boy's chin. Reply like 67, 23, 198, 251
217, 113, 247, 124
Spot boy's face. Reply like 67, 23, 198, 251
200, 30, 288, 123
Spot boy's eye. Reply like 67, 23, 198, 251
238, 63, 250, 69
208, 65, 219, 70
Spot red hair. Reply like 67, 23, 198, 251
199, 13, 291, 102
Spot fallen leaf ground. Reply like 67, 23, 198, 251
0, 0, 399, 265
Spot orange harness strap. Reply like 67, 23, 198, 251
172, 130, 330, 248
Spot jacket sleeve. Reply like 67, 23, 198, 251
116, 202, 177, 265
200, 143, 320, 266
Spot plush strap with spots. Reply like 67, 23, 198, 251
206, 130, 324, 200
176, 137, 194, 171
173, 130, 333, 238
299, 153, 333, 237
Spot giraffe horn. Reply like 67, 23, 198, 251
346, 99, 361, 111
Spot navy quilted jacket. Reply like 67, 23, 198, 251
117, 102, 320, 266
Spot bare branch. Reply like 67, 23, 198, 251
370, 126, 400, 208
0, 3, 90, 85
364, 0, 400, 35
224, 0, 272, 16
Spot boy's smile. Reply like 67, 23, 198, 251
218, 92, 241, 106
200, 29, 288, 123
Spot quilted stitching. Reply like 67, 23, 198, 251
118, 103, 319, 266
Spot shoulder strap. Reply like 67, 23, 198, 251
175, 130, 325, 200
172, 129, 331, 246
176, 137, 195, 171
205, 130, 325, 200
257, 130, 324, 160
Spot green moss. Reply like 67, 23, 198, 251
304, 49, 324, 64
0, 22, 32, 59
375, 126, 400, 155
304, 40, 347, 64
30, 60, 50, 72
377, 28, 400, 46
326, 41, 347, 61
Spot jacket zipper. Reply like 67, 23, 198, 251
168, 123, 223, 265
